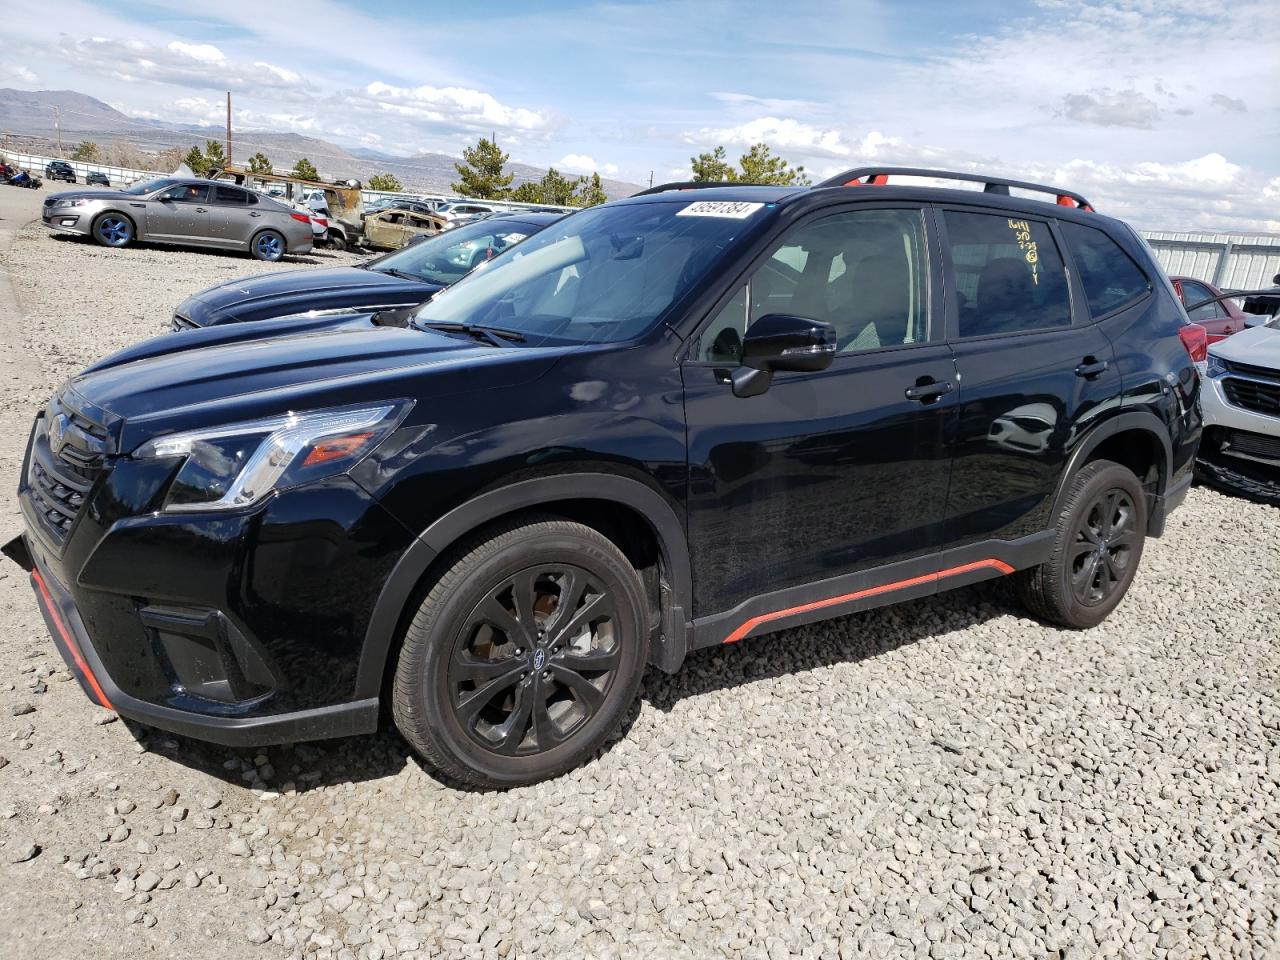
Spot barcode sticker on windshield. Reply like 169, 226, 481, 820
676, 201, 765, 219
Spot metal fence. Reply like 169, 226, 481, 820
1, 150, 156, 187
1140, 231, 1280, 291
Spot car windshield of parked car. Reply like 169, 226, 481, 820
411, 200, 768, 344
374, 219, 540, 285
123, 178, 179, 196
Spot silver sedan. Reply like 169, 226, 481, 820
42, 177, 313, 261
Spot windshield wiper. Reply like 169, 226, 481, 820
381, 268, 429, 283
416, 321, 526, 346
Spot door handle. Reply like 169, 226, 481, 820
195, 207, 207, 213
249, 212, 262, 218
904, 378, 953, 402
1075, 357, 1108, 379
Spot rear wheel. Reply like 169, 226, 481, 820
1015, 459, 1147, 628
326, 230, 347, 252
91, 213, 134, 248
392, 518, 649, 788
251, 229, 286, 261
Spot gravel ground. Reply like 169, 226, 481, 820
0, 185, 1278, 960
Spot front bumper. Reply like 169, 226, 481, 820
7, 537, 379, 746
1197, 370, 1280, 502
7, 406, 416, 746
42, 207, 91, 235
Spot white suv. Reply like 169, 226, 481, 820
1198, 315, 1280, 505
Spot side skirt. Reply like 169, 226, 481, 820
690, 531, 1054, 650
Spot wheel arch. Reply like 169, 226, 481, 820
249, 226, 286, 256
1050, 411, 1173, 536
354, 473, 692, 700
92, 208, 137, 237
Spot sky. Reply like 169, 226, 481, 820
2, 0, 1278, 230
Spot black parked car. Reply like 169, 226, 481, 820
86, 171, 110, 187
172, 212, 562, 329
45, 160, 76, 183
5, 168, 1202, 788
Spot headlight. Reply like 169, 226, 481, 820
134, 402, 411, 512
57, 198, 89, 207
1205, 354, 1228, 378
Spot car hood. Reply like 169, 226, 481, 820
47, 188, 135, 203
1211, 323, 1280, 370
182, 267, 441, 313
69, 322, 564, 453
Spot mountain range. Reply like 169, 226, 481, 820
0, 88, 643, 198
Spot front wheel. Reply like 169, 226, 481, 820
92, 213, 134, 248
326, 230, 347, 252
251, 229, 286, 261
1015, 459, 1147, 628
392, 518, 649, 789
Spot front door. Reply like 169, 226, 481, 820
937, 206, 1121, 549
149, 183, 210, 241
682, 205, 958, 639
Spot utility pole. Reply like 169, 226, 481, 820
649, 170, 654, 188
225, 92, 232, 171
53, 107, 63, 157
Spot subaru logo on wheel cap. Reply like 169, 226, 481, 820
532, 649, 546, 671
48, 413, 70, 455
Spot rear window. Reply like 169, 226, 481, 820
1060, 221, 1150, 318
944, 210, 1072, 337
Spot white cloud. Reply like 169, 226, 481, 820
166, 40, 224, 63
1, 64, 40, 84
356, 81, 549, 133
688, 116, 851, 158
558, 153, 618, 176
1057, 89, 1161, 129
1209, 93, 1247, 114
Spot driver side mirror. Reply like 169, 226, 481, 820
730, 314, 837, 398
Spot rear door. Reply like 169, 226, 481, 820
206, 185, 253, 248
938, 206, 1120, 549
1178, 279, 1236, 342
682, 204, 958, 625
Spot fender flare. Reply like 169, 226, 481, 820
354, 473, 692, 696
1049, 410, 1173, 531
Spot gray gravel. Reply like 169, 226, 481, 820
0, 186, 1278, 959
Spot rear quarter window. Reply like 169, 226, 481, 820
1060, 221, 1151, 318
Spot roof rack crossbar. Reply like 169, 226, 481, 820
815, 166, 1094, 211
632, 180, 772, 197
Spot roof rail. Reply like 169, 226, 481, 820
815, 166, 1094, 212
632, 180, 772, 197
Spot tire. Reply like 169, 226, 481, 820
392, 517, 649, 789
1015, 459, 1147, 629
91, 212, 134, 248
326, 230, 347, 252
250, 229, 286, 261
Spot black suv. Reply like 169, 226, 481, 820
45, 160, 77, 183
5, 168, 1201, 788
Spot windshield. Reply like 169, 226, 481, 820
126, 178, 179, 196
411, 199, 770, 344
373, 218, 543, 285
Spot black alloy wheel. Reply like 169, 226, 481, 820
1015, 459, 1147, 628
448, 564, 621, 756
1069, 488, 1138, 606
392, 517, 648, 788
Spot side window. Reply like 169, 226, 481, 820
697, 208, 929, 361
213, 186, 247, 205
1059, 221, 1150, 318
159, 184, 210, 203
944, 210, 1072, 337
1182, 281, 1224, 321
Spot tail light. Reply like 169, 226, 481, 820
1178, 322, 1208, 363
290, 212, 311, 224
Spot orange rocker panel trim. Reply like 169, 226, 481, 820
723, 558, 1015, 644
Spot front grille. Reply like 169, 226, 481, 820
1223, 375, 1280, 416
24, 392, 114, 546
1223, 429, 1280, 464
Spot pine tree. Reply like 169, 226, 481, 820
736, 143, 809, 185
183, 145, 207, 174
576, 172, 608, 207
452, 136, 514, 199
690, 146, 735, 182
367, 173, 402, 191
70, 141, 100, 162
292, 158, 320, 181
247, 152, 272, 174
203, 140, 227, 172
